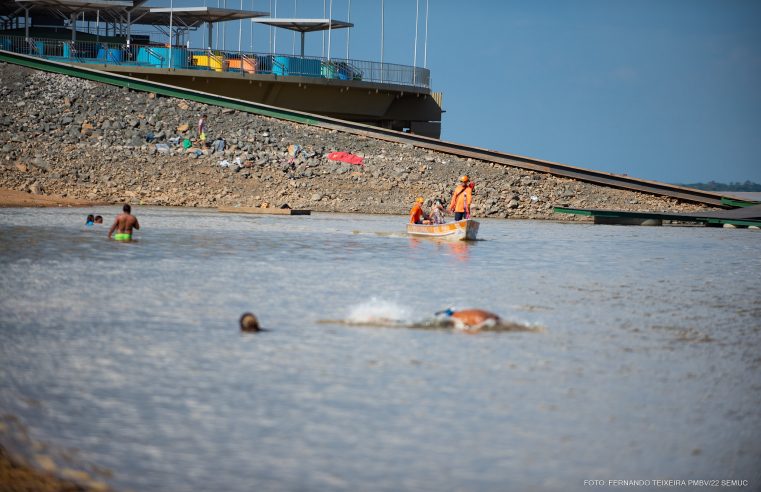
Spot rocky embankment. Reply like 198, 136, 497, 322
1, 415, 113, 491
0, 63, 715, 219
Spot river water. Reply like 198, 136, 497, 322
1, 206, 759, 492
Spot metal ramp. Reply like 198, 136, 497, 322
554, 204, 761, 227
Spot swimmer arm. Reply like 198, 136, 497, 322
133, 218, 140, 230
107, 220, 117, 238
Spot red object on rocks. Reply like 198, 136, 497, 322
327, 151, 364, 166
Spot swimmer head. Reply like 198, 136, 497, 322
239, 312, 260, 332
435, 307, 456, 317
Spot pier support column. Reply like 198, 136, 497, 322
70, 13, 77, 42
24, 7, 29, 42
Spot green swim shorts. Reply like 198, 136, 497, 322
113, 233, 132, 241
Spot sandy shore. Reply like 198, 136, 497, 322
0, 189, 108, 208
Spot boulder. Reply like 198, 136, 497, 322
30, 158, 50, 171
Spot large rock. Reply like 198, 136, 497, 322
81, 122, 95, 134
30, 158, 49, 171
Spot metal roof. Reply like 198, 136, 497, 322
146, 6, 268, 25
251, 18, 352, 33
1, 1, 267, 27
10, 0, 132, 13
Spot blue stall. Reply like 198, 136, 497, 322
273, 55, 321, 77
97, 48, 123, 63
137, 46, 188, 68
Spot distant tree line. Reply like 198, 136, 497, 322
677, 180, 761, 192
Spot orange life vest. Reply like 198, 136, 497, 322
449, 185, 472, 213
409, 202, 424, 224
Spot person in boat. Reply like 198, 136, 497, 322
449, 175, 473, 221
437, 308, 501, 330
108, 204, 140, 241
85, 214, 95, 226
409, 196, 430, 224
239, 312, 261, 332
429, 198, 446, 224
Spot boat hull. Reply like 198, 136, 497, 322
406, 219, 479, 240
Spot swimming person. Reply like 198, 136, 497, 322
85, 214, 94, 226
108, 204, 140, 241
239, 312, 261, 332
94, 215, 103, 224
448, 175, 473, 221
437, 308, 501, 331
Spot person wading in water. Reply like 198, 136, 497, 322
108, 204, 140, 241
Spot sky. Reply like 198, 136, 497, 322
164, 0, 761, 184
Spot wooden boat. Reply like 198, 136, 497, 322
406, 219, 479, 240
218, 206, 311, 215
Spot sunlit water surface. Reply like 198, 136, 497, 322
1, 206, 760, 492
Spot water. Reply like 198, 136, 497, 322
1, 206, 760, 492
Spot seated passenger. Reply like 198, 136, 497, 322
409, 197, 427, 224
429, 198, 446, 224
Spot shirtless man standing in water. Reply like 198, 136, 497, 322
108, 204, 140, 241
